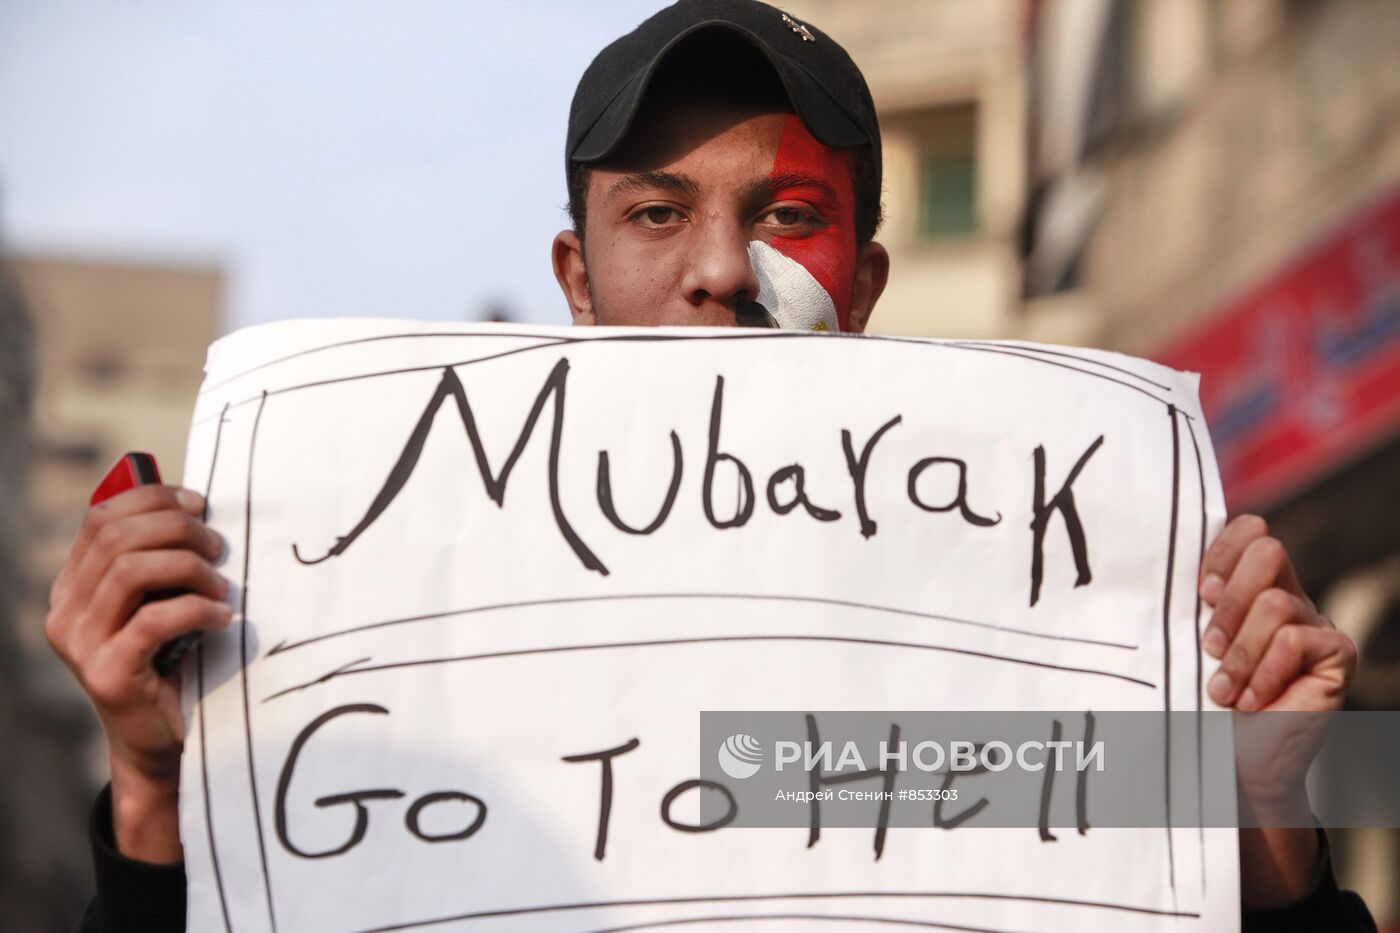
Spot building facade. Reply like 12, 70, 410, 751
783, 0, 1031, 339
0, 252, 220, 928
790, 0, 1398, 920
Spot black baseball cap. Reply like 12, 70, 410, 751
567, 0, 881, 180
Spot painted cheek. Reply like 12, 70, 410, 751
767, 114, 859, 330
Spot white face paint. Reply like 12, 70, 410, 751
745, 240, 840, 332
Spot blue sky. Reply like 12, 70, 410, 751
0, 1, 670, 330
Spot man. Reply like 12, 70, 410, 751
49, 2, 1373, 930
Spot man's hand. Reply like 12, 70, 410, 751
45, 485, 231, 864
1198, 513, 1359, 906
1201, 514, 1355, 720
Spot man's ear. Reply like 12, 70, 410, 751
552, 230, 596, 325
845, 240, 889, 334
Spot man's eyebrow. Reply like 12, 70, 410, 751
754, 171, 840, 202
604, 170, 702, 203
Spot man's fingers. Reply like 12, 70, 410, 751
74, 550, 230, 656
1202, 534, 1307, 658
99, 595, 234, 685
1208, 587, 1301, 708
75, 485, 207, 556
81, 596, 231, 708
1199, 514, 1269, 600
1239, 625, 1357, 713
67, 510, 224, 609
1199, 520, 1338, 712
52, 486, 206, 607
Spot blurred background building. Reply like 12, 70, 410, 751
12, 254, 221, 620
0, 251, 220, 925
787, 0, 1399, 921
1, 0, 1396, 927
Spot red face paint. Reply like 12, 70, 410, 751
765, 114, 859, 330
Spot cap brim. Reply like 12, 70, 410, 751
570, 21, 868, 164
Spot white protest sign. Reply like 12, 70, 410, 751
178, 320, 1237, 932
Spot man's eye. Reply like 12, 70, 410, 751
637, 206, 681, 225
762, 206, 820, 229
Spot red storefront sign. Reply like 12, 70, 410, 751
1154, 188, 1400, 512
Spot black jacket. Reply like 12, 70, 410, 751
74, 783, 1377, 933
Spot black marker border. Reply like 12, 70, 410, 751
196, 403, 234, 933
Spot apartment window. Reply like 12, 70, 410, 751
920, 151, 977, 239
891, 101, 978, 242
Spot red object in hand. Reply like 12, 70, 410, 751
90, 452, 162, 506
91, 452, 202, 675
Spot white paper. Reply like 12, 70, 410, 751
179, 320, 1238, 932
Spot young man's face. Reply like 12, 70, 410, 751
552, 95, 888, 332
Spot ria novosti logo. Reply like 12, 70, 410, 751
715, 734, 1107, 780
717, 733, 765, 779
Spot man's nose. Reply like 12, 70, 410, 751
680, 219, 761, 312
